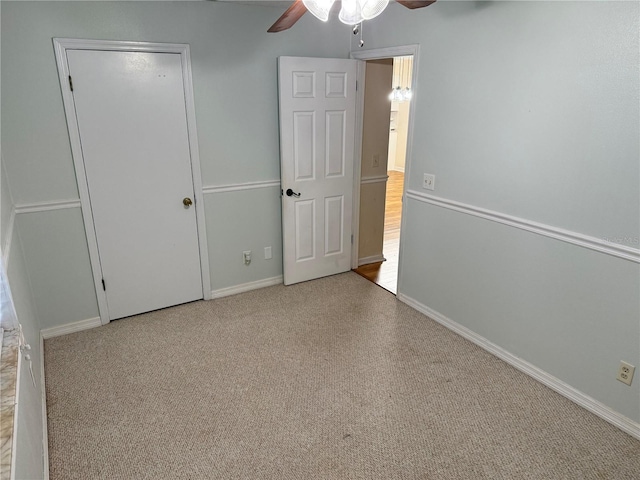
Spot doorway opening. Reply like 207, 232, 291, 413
354, 55, 413, 295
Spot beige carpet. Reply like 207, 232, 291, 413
45, 272, 640, 479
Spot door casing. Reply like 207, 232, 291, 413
350, 45, 420, 297
53, 38, 211, 325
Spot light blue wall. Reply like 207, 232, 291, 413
3, 150, 46, 477
1, 1, 352, 323
354, 2, 640, 422
356, 1, 639, 240
16, 209, 98, 328
205, 187, 283, 292
400, 201, 640, 421
6, 227, 46, 479
2, 0, 638, 443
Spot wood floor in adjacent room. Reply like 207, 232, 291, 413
355, 170, 404, 294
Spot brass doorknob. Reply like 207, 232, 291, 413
183, 197, 193, 207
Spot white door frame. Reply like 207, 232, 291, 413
350, 45, 420, 295
53, 38, 211, 325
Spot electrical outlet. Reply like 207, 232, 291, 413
616, 361, 635, 386
423, 174, 435, 191
243, 250, 251, 266
264, 246, 272, 260
372, 154, 380, 168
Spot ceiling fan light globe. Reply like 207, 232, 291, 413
303, 0, 336, 21
339, 0, 365, 25
361, 0, 389, 19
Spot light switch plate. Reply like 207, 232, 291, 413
423, 174, 435, 191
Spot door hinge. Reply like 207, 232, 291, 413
68, 75, 74, 92
351, 234, 354, 245
101, 278, 106, 291
356, 81, 358, 91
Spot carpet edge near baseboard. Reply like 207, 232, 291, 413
397, 293, 640, 441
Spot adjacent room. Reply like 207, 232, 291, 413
1, 1, 638, 478
355, 55, 412, 294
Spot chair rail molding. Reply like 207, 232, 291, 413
202, 180, 281, 194
14, 199, 81, 214
360, 175, 389, 185
4, 200, 84, 267
405, 189, 640, 264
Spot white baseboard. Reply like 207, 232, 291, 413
358, 255, 385, 266
39, 334, 49, 480
40, 317, 101, 339
211, 276, 283, 299
397, 293, 640, 441
392, 166, 405, 173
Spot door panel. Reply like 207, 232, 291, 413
278, 57, 357, 285
326, 111, 346, 177
67, 50, 203, 320
295, 200, 316, 261
293, 111, 315, 180
325, 195, 344, 255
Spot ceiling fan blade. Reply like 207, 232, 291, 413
396, 0, 437, 9
268, 0, 308, 33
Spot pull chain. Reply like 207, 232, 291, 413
353, 23, 364, 48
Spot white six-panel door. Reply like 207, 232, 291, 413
67, 49, 203, 320
278, 57, 358, 285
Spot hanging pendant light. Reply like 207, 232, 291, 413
388, 57, 413, 103
402, 57, 413, 101
389, 57, 405, 102
389, 86, 403, 102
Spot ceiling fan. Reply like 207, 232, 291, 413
268, 0, 436, 33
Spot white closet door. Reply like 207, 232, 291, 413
68, 49, 203, 320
